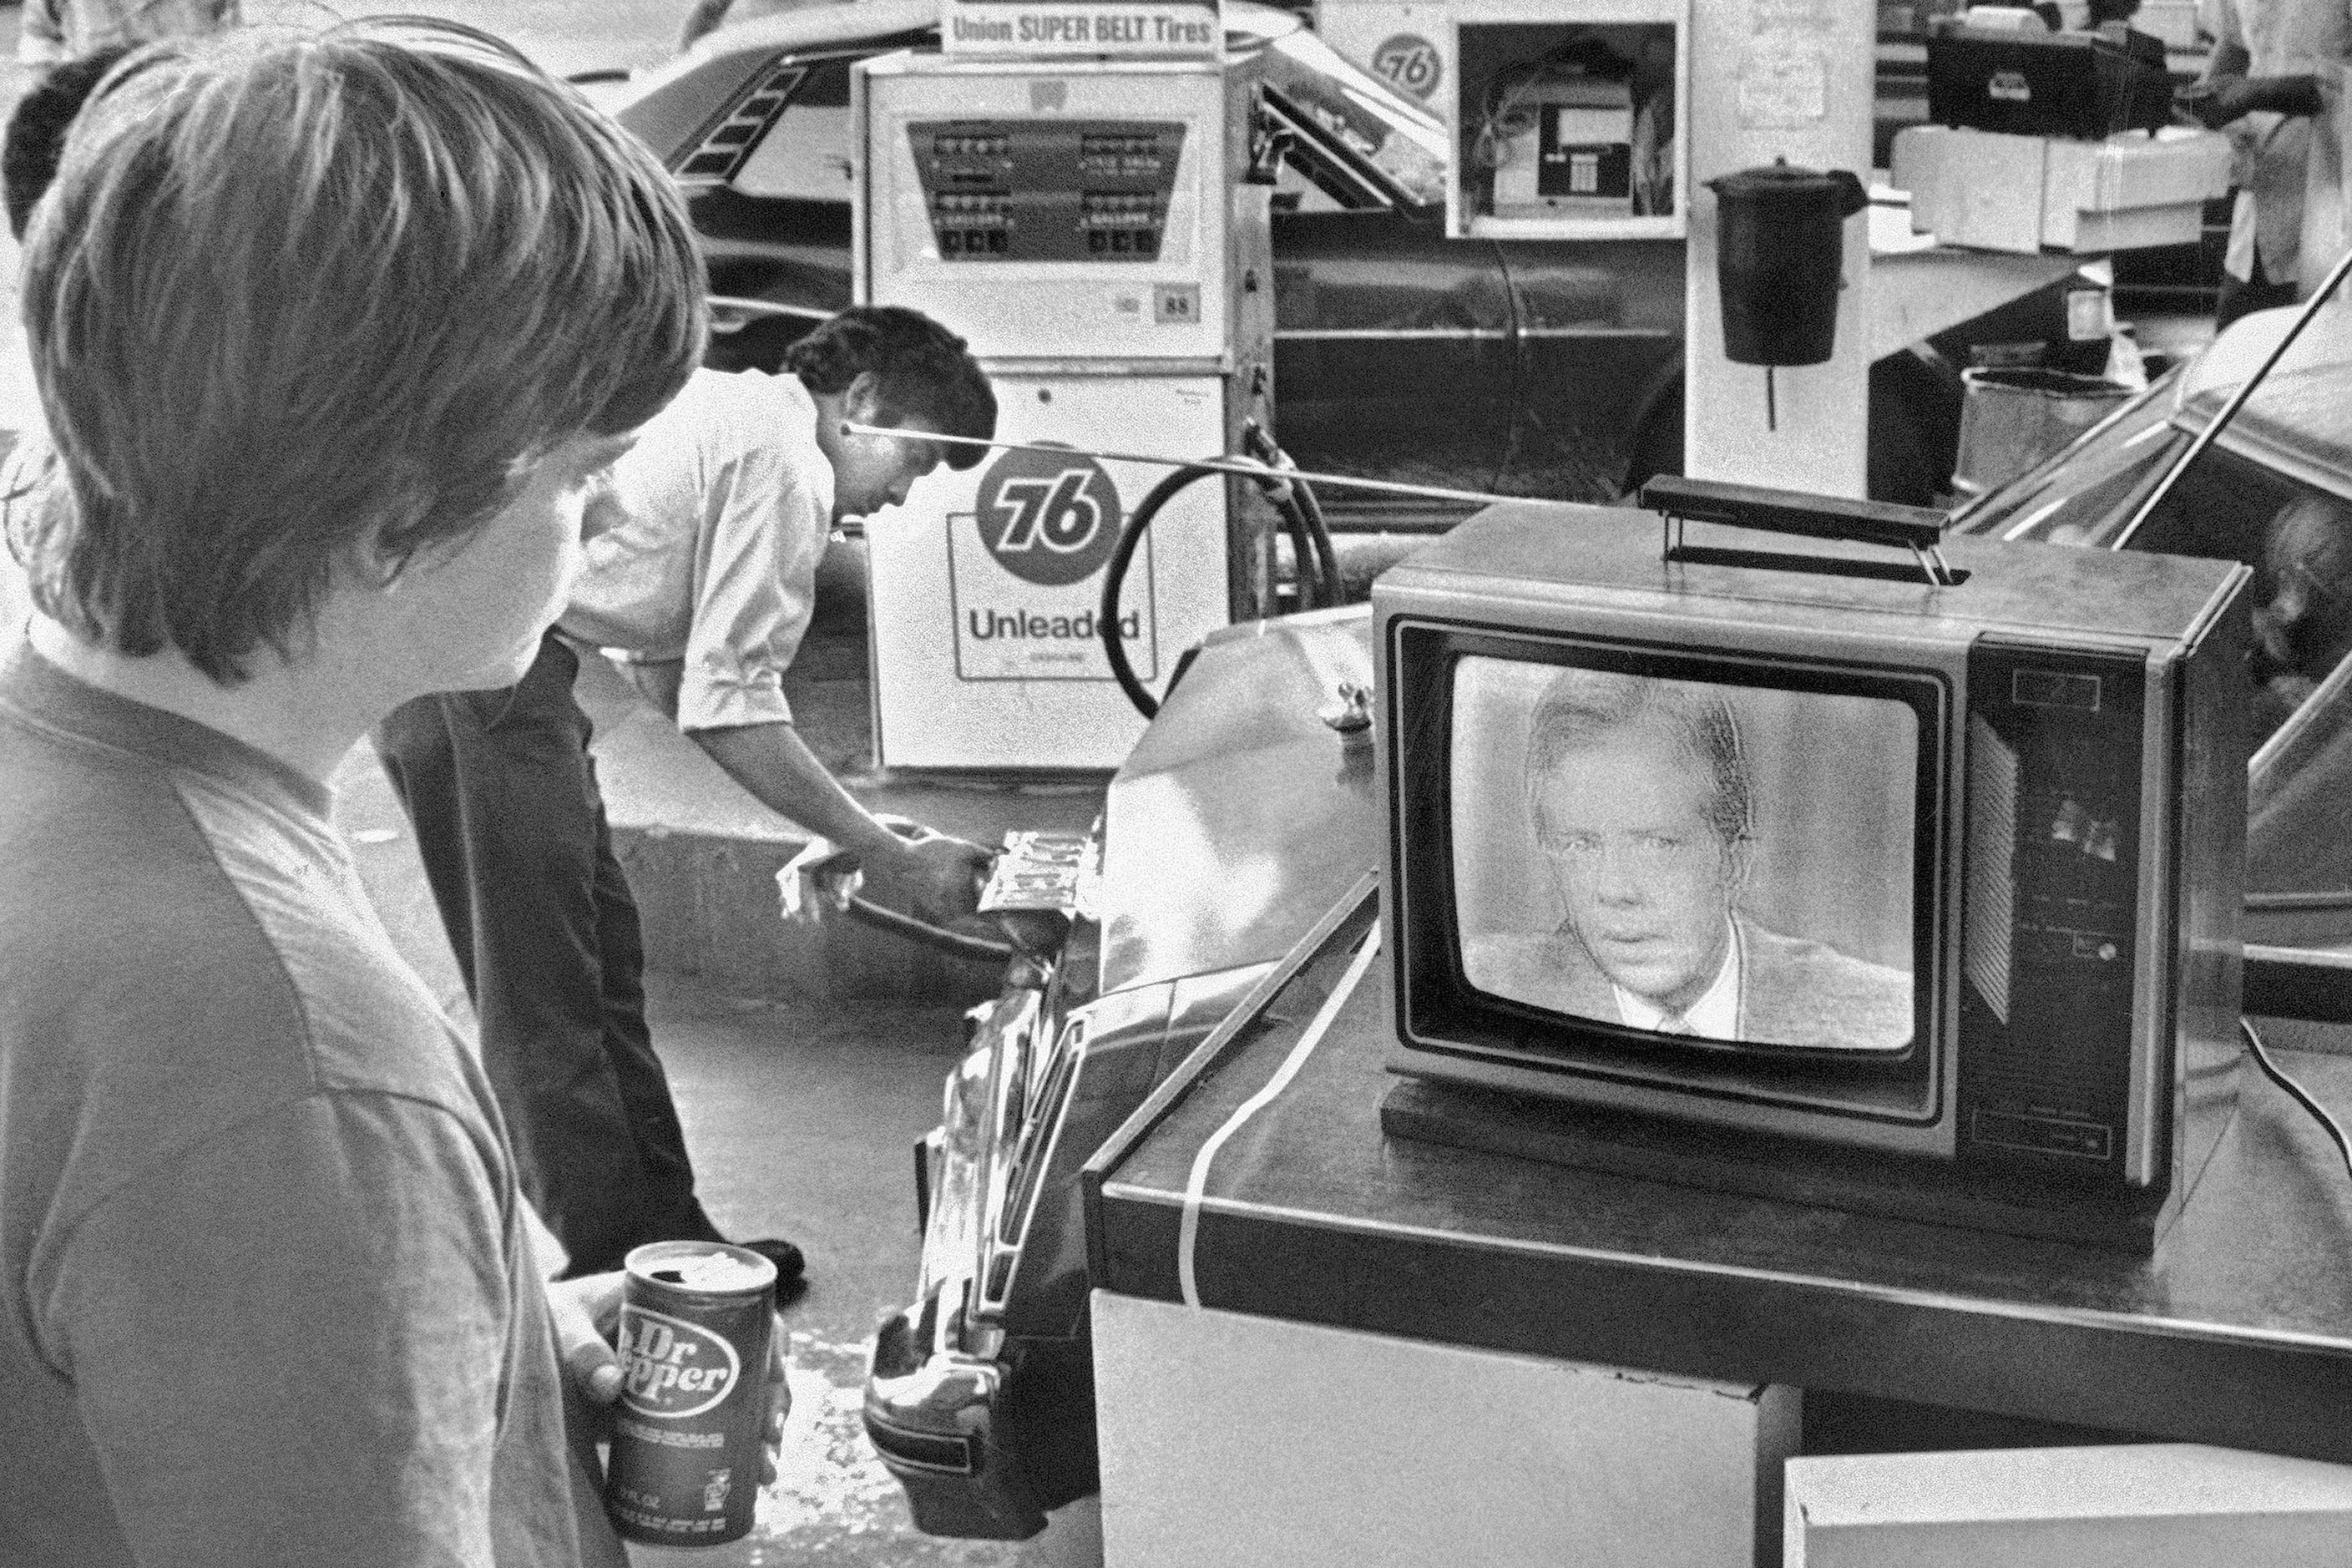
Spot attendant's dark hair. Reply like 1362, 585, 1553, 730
783, 305, 997, 471
3, 45, 134, 240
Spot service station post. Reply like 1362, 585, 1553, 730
1683, 0, 1877, 494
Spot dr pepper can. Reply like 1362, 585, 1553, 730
604, 1240, 776, 1545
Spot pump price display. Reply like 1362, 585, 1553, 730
948, 446, 1156, 682
942, 0, 1221, 58
912, 120, 1185, 264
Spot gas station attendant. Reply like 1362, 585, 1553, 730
373, 303, 1002, 1283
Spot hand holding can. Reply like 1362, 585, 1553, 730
604, 1241, 782, 1546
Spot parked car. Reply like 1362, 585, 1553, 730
1950, 303, 2352, 961
862, 604, 1382, 1539
854, 299, 2352, 1539
606, 0, 2098, 514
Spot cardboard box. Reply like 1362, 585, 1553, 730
1891, 124, 2231, 254
1099, 1292, 1798, 1568
2057, 201, 2207, 250
1786, 1444, 2352, 1567
2041, 126, 2233, 247
1892, 124, 2047, 252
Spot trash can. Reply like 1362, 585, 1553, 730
1950, 367, 2134, 497
1707, 159, 1870, 368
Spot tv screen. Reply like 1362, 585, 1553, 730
1449, 657, 1918, 1054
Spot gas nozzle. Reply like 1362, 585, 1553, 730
776, 818, 1016, 964
976, 831, 1096, 959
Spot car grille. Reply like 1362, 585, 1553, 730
979, 1014, 1086, 1313
675, 62, 805, 186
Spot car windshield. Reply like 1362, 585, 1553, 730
1257, 28, 1449, 205
1956, 315, 2352, 938
1961, 371, 2352, 751
1960, 304, 2352, 543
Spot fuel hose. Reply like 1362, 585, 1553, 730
1100, 453, 1333, 720
845, 893, 1015, 963
782, 835, 1019, 964
1242, 422, 1342, 613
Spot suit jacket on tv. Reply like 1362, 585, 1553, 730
1464, 913, 1913, 1052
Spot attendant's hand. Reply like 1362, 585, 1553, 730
875, 830, 994, 927
2177, 78, 2253, 129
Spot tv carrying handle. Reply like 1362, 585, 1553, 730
1638, 475, 1961, 588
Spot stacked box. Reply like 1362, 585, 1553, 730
1892, 124, 2231, 253
1785, 1444, 2352, 1565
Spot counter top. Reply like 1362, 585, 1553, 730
1084, 884, 2352, 1464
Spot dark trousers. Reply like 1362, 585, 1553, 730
2217, 253, 2299, 331
374, 632, 721, 1276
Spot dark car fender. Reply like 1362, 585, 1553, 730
1619, 342, 1966, 506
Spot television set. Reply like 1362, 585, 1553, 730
1375, 480, 2252, 1246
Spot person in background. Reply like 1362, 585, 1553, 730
1, 46, 132, 239
1627, 29, 1677, 218
2252, 493, 2352, 736
0, 46, 136, 634
17, 0, 235, 75
2181, 0, 2351, 326
0, 47, 134, 645
0, 23, 782, 1563
372, 303, 999, 1290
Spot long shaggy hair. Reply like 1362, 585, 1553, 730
16, 19, 708, 683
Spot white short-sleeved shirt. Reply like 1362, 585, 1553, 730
2207, 0, 2352, 284
559, 367, 835, 733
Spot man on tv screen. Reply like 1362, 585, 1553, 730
1466, 670, 1912, 1050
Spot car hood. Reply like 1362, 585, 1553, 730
2177, 299, 2352, 409
615, 0, 1311, 171
674, 0, 1298, 61
680, 0, 938, 58
1095, 607, 1382, 999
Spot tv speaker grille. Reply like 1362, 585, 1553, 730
1965, 714, 2018, 1024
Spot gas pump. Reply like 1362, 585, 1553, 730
852, 48, 1275, 771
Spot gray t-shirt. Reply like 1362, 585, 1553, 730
0, 642, 620, 1567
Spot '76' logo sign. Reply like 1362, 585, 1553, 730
1370, 33, 1440, 101
974, 447, 1123, 587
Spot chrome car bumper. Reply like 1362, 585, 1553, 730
862, 964, 1272, 1537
